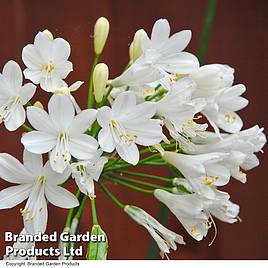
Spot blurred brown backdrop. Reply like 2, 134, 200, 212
0, 0, 267, 260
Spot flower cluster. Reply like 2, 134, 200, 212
0, 17, 266, 260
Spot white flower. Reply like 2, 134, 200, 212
154, 190, 210, 241
97, 91, 164, 165
112, 18, 199, 87
201, 84, 248, 134
155, 78, 206, 149
190, 64, 234, 95
71, 152, 108, 197
162, 151, 230, 199
0, 61, 36, 131
3, 229, 36, 260
0, 150, 79, 234
21, 94, 99, 173
22, 30, 73, 91
124, 205, 185, 258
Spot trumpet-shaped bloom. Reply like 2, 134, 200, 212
156, 78, 206, 149
22, 31, 73, 91
162, 151, 230, 198
71, 152, 108, 197
97, 91, 164, 165
21, 94, 99, 173
190, 64, 234, 95
190, 125, 266, 182
124, 205, 185, 258
154, 190, 210, 241
201, 84, 248, 134
0, 61, 36, 131
112, 19, 199, 87
0, 150, 79, 235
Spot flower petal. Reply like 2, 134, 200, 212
97, 106, 112, 127
151, 19, 170, 45
21, 131, 56, 154
112, 91, 137, 116
20, 83, 37, 105
43, 161, 71, 185
4, 105, 25, 131
23, 149, 43, 175
115, 143, 139, 165
2, 60, 22, 90
0, 184, 32, 209
98, 128, 115, 153
69, 109, 97, 136
0, 153, 34, 183
52, 37, 71, 63
69, 134, 99, 160
48, 94, 75, 131
45, 184, 79, 208
26, 106, 56, 134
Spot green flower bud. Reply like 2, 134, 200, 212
93, 63, 109, 103
94, 17, 110, 55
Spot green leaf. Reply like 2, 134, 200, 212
87, 225, 108, 260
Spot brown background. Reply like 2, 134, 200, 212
0, 0, 267, 260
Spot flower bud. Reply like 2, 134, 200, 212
133, 29, 147, 61
42, 29, 53, 40
129, 42, 134, 62
94, 17, 110, 55
33, 101, 44, 109
87, 225, 108, 260
93, 63, 109, 103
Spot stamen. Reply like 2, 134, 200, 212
225, 113, 236, 123
208, 214, 218, 247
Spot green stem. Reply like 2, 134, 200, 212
98, 181, 125, 209
88, 54, 100, 108
65, 190, 81, 228
90, 197, 98, 225
74, 194, 87, 220
197, 0, 218, 65
103, 175, 154, 194
97, 84, 113, 108
110, 173, 173, 192
120, 171, 172, 183
22, 124, 32, 132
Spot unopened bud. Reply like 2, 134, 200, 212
93, 63, 109, 103
94, 17, 110, 55
133, 29, 147, 61
129, 42, 134, 62
43, 29, 53, 40
34, 101, 44, 109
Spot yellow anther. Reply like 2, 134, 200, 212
20, 208, 31, 216
204, 174, 219, 187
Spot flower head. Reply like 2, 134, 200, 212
0, 61, 36, 131
21, 94, 99, 173
0, 150, 79, 234
97, 91, 164, 165
112, 19, 199, 87
124, 205, 185, 258
22, 30, 73, 91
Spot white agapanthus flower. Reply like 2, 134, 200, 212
71, 152, 108, 197
190, 125, 267, 182
97, 91, 164, 165
162, 151, 231, 199
0, 150, 79, 235
124, 205, 185, 258
201, 84, 248, 134
154, 190, 210, 241
190, 64, 234, 96
0, 60, 36, 131
21, 94, 99, 173
22, 30, 73, 91
112, 18, 199, 87
155, 78, 207, 149
3, 228, 36, 260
